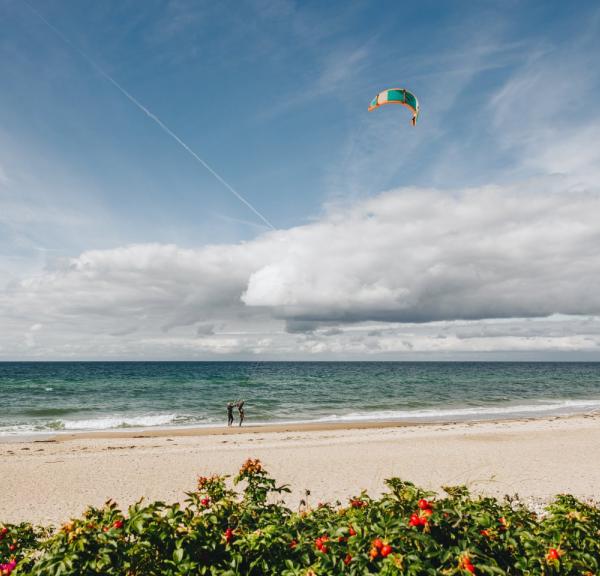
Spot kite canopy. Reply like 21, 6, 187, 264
368, 88, 419, 126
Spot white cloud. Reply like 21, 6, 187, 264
1, 181, 600, 358
243, 184, 600, 323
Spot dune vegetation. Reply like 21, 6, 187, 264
2, 459, 599, 575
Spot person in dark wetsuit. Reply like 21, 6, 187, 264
226, 402, 235, 427
237, 400, 245, 427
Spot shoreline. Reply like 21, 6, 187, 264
43, 418, 418, 441
3, 412, 600, 525
4, 406, 599, 443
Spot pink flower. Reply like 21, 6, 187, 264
0, 560, 18, 575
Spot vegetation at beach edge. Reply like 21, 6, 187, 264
2, 459, 599, 575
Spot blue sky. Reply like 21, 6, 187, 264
1, 0, 600, 359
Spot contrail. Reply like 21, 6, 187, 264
22, 1, 276, 231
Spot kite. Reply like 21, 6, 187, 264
368, 88, 419, 126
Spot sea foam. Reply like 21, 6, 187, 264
61, 413, 182, 430
315, 398, 600, 423
0, 414, 191, 436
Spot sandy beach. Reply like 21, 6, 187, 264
2, 414, 599, 525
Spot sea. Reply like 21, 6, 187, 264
1, 362, 600, 437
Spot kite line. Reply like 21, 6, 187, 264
22, 1, 276, 231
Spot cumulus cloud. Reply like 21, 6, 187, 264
243, 184, 600, 323
2, 242, 255, 327
1, 181, 600, 358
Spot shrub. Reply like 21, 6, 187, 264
2, 460, 599, 575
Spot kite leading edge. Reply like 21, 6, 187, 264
368, 88, 419, 126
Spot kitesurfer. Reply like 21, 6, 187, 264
226, 402, 235, 426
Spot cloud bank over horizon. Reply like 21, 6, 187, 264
2, 181, 600, 359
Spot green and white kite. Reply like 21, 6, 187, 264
368, 88, 419, 126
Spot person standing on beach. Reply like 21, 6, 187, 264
237, 400, 245, 427
226, 402, 235, 427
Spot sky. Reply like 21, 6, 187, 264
1, 0, 600, 360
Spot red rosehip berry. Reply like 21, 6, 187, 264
460, 555, 476, 574
417, 498, 432, 510
369, 546, 379, 559
289, 539, 297, 549
348, 526, 357, 536
372, 538, 384, 550
409, 513, 421, 527
344, 553, 352, 565
315, 535, 328, 551
380, 544, 393, 557
112, 520, 124, 529
224, 528, 234, 543
546, 548, 560, 561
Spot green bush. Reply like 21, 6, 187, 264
2, 459, 599, 575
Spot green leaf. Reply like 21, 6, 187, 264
173, 547, 184, 563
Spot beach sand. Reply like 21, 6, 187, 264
2, 414, 599, 525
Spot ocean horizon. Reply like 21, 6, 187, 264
2, 361, 600, 437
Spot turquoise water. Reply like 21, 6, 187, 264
1, 362, 600, 436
